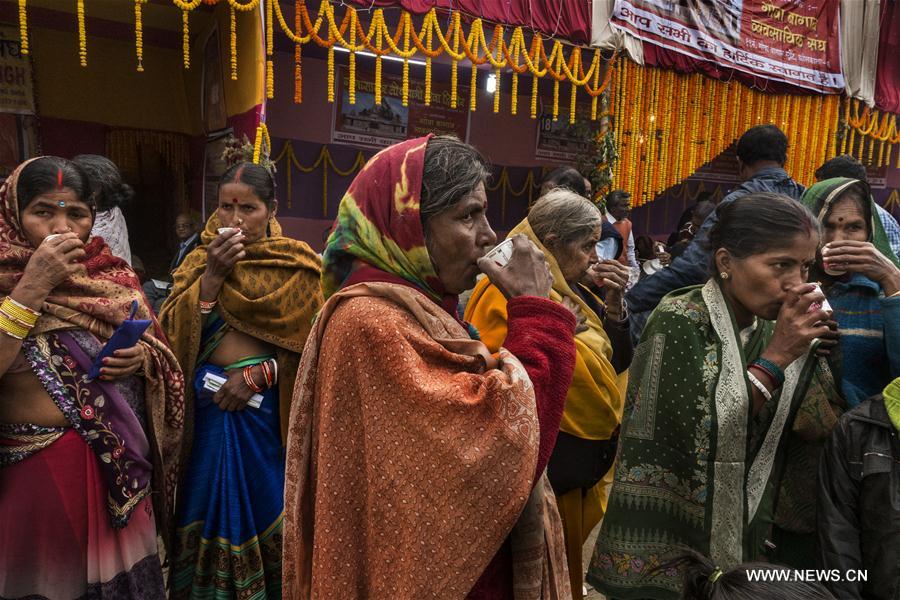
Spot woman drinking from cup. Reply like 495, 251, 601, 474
0, 157, 184, 599
161, 161, 323, 598
588, 193, 839, 599
465, 189, 632, 599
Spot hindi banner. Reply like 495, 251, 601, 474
611, 0, 843, 92
333, 65, 469, 149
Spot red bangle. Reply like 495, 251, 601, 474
259, 361, 272, 388
243, 366, 263, 392
748, 363, 777, 388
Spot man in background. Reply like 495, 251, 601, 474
626, 124, 806, 342
605, 190, 638, 270
143, 212, 200, 313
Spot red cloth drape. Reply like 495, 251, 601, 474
345, 0, 592, 45
874, 0, 900, 114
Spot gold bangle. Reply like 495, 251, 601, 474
0, 312, 30, 339
2, 296, 39, 326
0, 306, 35, 329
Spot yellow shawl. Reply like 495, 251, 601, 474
159, 212, 323, 444
465, 219, 625, 441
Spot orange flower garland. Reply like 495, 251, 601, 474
606, 59, 843, 206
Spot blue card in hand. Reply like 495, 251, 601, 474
88, 300, 152, 381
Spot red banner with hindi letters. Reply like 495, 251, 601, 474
611, 0, 843, 93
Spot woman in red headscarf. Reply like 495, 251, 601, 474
0, 157, 184, 599
283, 135, 578, 598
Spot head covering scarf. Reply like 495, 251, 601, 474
0, 157, 185, 541
284, 137, 571, 598
801, 177, 899, 266
321, 134, 457, 306
160, 210, 323, 442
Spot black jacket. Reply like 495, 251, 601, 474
817, 397, 900, 600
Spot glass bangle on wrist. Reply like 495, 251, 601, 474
751, 358, 785, 387
199, 299, 218, 314
747, 370, 773, 402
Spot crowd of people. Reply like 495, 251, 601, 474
0, 124, 897, 600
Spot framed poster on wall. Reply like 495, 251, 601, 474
332, 65, 470, 149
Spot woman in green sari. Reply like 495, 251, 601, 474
588, 193, 836, 600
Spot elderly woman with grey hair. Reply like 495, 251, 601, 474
283, 135, 580, 598
466, 189, 632, 599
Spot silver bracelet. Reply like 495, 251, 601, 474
747, 370, 773, 402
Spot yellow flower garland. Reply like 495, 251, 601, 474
606, 60, 843, 205
77, 0, 87, 66
135, 0, 148, 72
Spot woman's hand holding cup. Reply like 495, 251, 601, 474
762, 283, 832, 369
478, 235, 552, 299
200, 228, 245, 301
21, 232, 85, 297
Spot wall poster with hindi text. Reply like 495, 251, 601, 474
610, 0, 843, 92
0, 25, 34, 115
332, 65, 470, 149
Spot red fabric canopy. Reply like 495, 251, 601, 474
875, 0, 900, 114
346, 0, 592, 46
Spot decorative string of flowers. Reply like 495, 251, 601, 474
19, 0, 613, 121
611, 57, 842, 207
263, 1, 615, 121
841, 98, 899, 168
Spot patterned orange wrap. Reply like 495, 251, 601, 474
283, 282, 570, 599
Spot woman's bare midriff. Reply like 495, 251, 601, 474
0, 368, 69, 427
206, 328, 275, 369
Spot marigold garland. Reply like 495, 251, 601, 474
17, 0, 27, 55
77, 0, 87, 66
135, 0, 148, 71
609, 58, 843, 207
294, 0, 302, 103
0, 0, 607, 118
252, 122, 270, 164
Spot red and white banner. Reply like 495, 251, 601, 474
611, 0, 844, 92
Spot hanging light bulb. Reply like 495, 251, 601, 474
486, 73, 497, 94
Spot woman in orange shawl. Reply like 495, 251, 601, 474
465, 190, 632, 598
283, 135, 579, 599
161, 162, 323, 598
0, 156, 184, 599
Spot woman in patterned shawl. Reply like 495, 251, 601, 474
160, 162, 323, 598
283, 135, 579, 599
0, 156, 185, 599
465, 189, 633, 599
588, 194, 838, 600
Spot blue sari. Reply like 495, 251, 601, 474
172, 313, 284, 599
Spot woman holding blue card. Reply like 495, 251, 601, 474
0, 156, 185, 599
160, 161, 323, 598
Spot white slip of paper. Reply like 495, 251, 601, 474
202, 372, 263, 408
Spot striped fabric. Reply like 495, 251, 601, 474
827, 274, 900, 407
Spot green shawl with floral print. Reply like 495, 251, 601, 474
587, 280, 834, 599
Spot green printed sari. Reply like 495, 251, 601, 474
587, 280, 838, 599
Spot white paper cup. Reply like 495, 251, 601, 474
43, 234, 61, 243
217, 227, 238, 235
484, 239, 514, 267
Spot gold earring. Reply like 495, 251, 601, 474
720, 272, 729, 280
